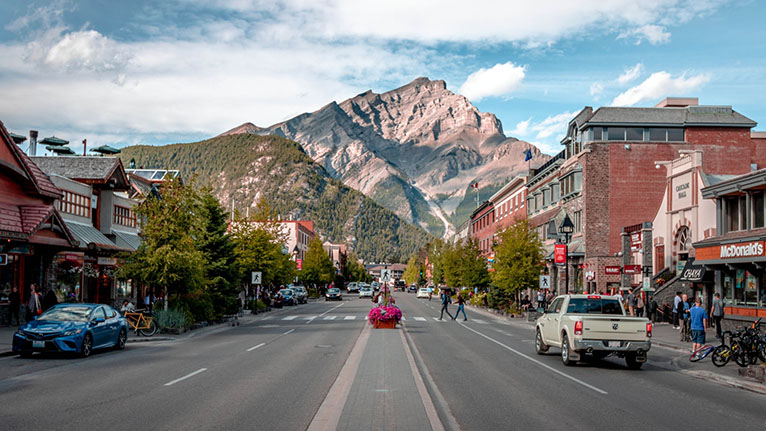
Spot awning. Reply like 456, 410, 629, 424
679, 258, 713, 282
65, 221, 120, 250
113, 229, 141, 251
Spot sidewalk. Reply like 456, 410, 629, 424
465, 304, 766, 394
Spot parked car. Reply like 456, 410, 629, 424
346, 282, 359, 293
408, 284, 418, 293
416, 288, 430, 299
535, 294, 652, 369
325, 288, 342, 301
279, 289, 298, 306
359, 287, 373, 298
13, 303, 129, 358
291, 286, 308, 304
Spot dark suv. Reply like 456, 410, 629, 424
394, 280, 406, 292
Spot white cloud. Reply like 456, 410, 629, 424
510, 118, 531, 136
40, 30, 131, 73
611, 71, 710, 106
529, 111, 576, 140
509, 111, 576, 154
589, 82, 604, 98
459, 62, 525, 102
618, 24, 671, 45
617, 63, 644, 84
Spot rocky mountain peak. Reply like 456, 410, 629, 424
219, 122, 264, 136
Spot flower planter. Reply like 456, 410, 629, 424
372, 319, 397, 329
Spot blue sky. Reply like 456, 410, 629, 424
1, 0, 764, 156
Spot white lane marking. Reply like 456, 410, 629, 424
319, 302, 345, 317
259, 324, 279, 328
472, 319, 487, 324
323, 316, 337, 320
261, 316, 273, 321
414, 317, 427, 321
246, 342, 266, 352
459, 324, 608, 395
344, 316, 356, 320
282, 316, 297, 321
433, 317, 447, 321
283, 329, 295, 335
164, 368, 207, 386
304, 315, 317, 320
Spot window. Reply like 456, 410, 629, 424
591, 127, 602, 141
573, 210, 582, 233
667, 128, 685, 141
725, 196, 744, 232
57, 191, 91, 218
560, 171, 582, 198
542, 188, 549, 207
649, 128, 666, 141
114, 205, 137, 228
728, 270, 758, 307
753, 191, 764, 229
626, 127, 643, 141
551, 184, 559, 203
91, 307, 106, 321
607, 127, 626, 141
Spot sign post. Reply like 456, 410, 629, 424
558, 214, 574, 294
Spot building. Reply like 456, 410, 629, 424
490, 174, 528, 232
125, 168, 181, 200
0, 125, 77, 319
553, 97, 764, 293
692, 168, 766, 324
470, 201, 495, 256
323, 241, 347, 276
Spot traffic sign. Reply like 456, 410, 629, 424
251, 271, 262, 285
539, 275, 550, 290
381, 269, 392, 282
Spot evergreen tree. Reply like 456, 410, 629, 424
300, 237, 335, 288
403, 255, 421, 285
198, 188, 239, 317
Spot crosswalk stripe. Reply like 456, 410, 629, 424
344, 316, 356, 320
401, 317, 406, 321
323, 316, 336, 320
282, 316, 297, 320
473, 319, 487, 324
433, 317, 445, 321
261, 316, 273, 321
364, 316, 369, 320
304, 316, 316, 320
414, 317, 427, 321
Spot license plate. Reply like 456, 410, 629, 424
608, 341, 620, 348
32, 340, 45, 348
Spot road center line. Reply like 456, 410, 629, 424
283, 329, 295, 335
164, 368, 207, 387
319, 302, 345, 317
459, 323, 608, 395
246, 342, 266, 352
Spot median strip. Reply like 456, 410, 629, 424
164, 368, 207, 386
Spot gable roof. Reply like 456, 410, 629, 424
31, 156, 130, 189
0, 120, 61, 199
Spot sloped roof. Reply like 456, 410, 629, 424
582, 106, 756, 128
0, 120, 61, 199
0, 203, 77, 247
31, 156, 129, 189
66, 221, 120, 250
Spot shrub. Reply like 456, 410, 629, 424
153, 307, 190, 331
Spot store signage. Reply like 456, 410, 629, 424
585, 271, 595, 281
97, 257, 117, 266
631, 232, 642, 252
623, 265, 642, 274
720, 242, 764, 258
554, 244, 567, 266
604, 266, 621, 275
296, 259, 303, 270
676, 182, 690, 199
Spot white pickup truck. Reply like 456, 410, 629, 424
535, 294, 652, 369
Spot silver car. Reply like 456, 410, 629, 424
291, 285, 308, 304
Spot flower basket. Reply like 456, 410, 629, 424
368, 305, 402, 329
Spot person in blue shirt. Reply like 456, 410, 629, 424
689, 297, 707, 356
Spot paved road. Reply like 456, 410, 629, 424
1, 292, 764, 431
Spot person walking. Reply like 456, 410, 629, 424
626, 288, 636, 316
635, 293, 644, 317
453, 293, 467, 321
9, 286, 21, 326
673, 291, 682, 329
439, 290, 454, 321
689, 297, 707, 357
537, 289, 544, 310
680, 293, 691, 341
710, 293, 724, 339
646, 295, 658, 323
42, 288, 58, 311
26, 284, 41, 322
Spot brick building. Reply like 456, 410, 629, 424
470, 201, 495, 256
490, 175, 528, 233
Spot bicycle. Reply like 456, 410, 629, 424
124, 310, 158, 337
690, 344, 716, 362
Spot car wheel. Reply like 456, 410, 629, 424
535, 329, 549, 355
81, 333, 93, 358
625, 352, 643, 370
561, 334, 575, 366
115, 329, 127, 350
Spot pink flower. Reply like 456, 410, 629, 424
368, 305, 402, 323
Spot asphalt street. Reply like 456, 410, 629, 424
1, 292, 764, 431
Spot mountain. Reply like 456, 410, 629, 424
221, 77, 548, 237
119, 134, 431, 263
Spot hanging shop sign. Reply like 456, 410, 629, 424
554, 244, 567, 266
623, 265, 642, 274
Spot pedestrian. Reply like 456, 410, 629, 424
42, 288, 58, 311
626, 288, 636, 316
9, 285, 21, 325
144, 292, 152, 312
453, 293, 467, 321
537, 289, 544, 310
673, 291, 682, 329
710, 293, 724, 339
26, 284, 41, 321
690, 297, 707, 357
635, 293, 644, 317
646, 295, 658, 323
545, 290, 553, 307
120, 300, 136, 313
439, 290, 454, 320
680, 293, 691, 341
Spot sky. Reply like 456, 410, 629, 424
1, 0, 764, 156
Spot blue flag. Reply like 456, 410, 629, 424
524, 149, 533, 161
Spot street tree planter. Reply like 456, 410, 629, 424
368, 305, 402, 329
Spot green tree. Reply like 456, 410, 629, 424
343, 253, 371, 283
403, 255, 421, 285
119, 177, 206, 309
461, 239, 491, 289
491, 220, 544, 308
300, 237, 335, 288
428, 239, 446, 285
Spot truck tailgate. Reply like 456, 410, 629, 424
579, 316, 649, 341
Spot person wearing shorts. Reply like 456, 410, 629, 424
689, 297, 707, 357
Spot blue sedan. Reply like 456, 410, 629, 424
13, 303, 129, 358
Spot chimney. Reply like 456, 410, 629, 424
29, 130, 38, 156
82, 139, 87, 156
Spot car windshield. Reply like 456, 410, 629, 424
328, 288, 339, 293
280, 290, 293, 296
566, 298, 623, 315
39, 306, 92, 322
361, 287, 371, 291
419, 288, 427, 292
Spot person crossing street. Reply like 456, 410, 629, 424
439, 289, 454, 321
453, 292, 467, 321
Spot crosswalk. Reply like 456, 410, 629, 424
273, 315, 496, 324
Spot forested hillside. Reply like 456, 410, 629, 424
120, 134, 431, 262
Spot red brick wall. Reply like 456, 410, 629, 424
685, 127, 764, 173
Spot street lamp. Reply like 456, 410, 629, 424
559, 214, 574, 294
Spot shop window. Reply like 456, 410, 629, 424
753, 191, 765, 229
730, 269, 758, 307
607, 127, 626, 141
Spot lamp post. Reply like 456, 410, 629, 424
559, 214, 575, 294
